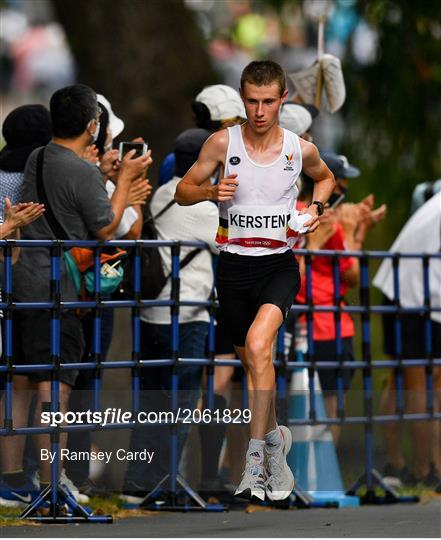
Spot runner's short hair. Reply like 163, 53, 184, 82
240, 61, 286, 96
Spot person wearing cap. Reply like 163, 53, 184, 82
0, 84, 151, 508
158, 84, 247, 186
158, 84, 249, 500
120, 128, 219, 506
95, 94, 152, 241
296, 152, 386, 443
279, 102, 313, 139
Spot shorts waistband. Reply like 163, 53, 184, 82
219, 250, 293, 263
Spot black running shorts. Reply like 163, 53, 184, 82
216, 250, 301, 347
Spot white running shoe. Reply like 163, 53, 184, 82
59, 469, 90, 504
265, 425, 295, 501
234, 451, 266, 502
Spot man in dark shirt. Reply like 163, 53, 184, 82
0, 84, 150, 507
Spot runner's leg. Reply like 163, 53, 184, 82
234, 304, 283, 500
237, 304, 282, 439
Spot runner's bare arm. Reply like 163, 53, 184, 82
298, 139, 336, 232
175, 131, 238, 205
300, 138, 335, 206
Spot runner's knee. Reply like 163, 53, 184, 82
245, 336, 273, 371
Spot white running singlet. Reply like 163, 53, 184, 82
216, 124, 302, 256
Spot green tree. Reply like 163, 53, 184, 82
343, 0, 441, 241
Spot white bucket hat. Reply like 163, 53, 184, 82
96, 93, 125, 138
195, 84, 246, 121
279, 104, 313, 136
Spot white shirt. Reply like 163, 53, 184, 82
373, 192, 441, 323
105, 180, 138, 239
140, 177, 219, 325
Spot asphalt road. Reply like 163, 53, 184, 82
2, 501, 440, 537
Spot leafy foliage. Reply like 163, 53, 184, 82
342, 0, 441, 241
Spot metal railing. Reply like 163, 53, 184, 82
1, 239, 440, 518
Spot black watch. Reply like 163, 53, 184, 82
309, 200, 324, 216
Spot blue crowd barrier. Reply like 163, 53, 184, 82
0, 239, 440, 519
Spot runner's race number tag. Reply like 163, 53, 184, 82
227, 205, 290, 248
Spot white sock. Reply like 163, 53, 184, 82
247, 438, 265, 463
264, 426, 282, 452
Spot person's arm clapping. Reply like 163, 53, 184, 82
354, 194, 387, 247
335, 203, 361, 287
0, 197, 45, 239
0, 197, 45, 263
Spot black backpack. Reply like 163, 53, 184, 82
120, 200, 202, 299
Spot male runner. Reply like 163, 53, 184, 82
175, 61, 335, 502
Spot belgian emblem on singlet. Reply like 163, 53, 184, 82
284, 154, 294, 171
229, 156, 241, 165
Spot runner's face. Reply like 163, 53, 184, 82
241, 82, 287, 133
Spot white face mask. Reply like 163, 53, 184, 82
91, 121, 100, 144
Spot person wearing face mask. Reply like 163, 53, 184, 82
96, 94, 152, 240
0, 84, 151, 508
295, 152, 387, 444
62, 94, 152, 500
82, 94, 152, 240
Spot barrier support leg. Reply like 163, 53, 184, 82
21, 483, 113, 523
139, 472, 226, 512
347, 426, 419, 505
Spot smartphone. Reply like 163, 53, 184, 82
119, 142, 148, 160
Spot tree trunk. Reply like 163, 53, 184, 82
52, 0, 216, 182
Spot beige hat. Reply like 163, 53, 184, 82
279, 104, 312, 136
195, 84, 246, 121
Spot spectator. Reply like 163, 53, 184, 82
64, 93, 152, 500
0, 104, 50, 500
0, 197, 45, 370
120, 128, 218, 505
159, 84, 246, 185
279, 102, 313, 138
0, 104, 51, 218
296, 152, 386, 443
159, 84, 247, 502
0, 84, 150, 507
374, 191, 441, 489
410, 179, 441, 215
0, 198, 45, 244
96, 94, 152, 240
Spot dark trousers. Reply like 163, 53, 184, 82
64, 308, 114, 484
123, 321, 207, 490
